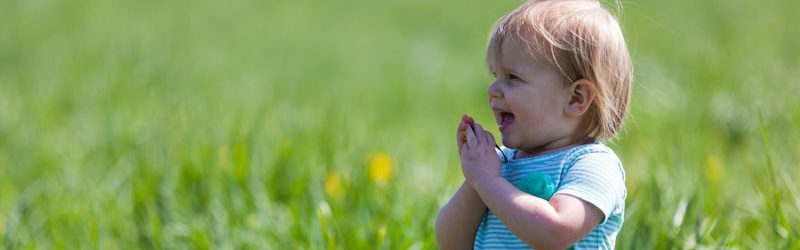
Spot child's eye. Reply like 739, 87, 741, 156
508, 73, 522, 81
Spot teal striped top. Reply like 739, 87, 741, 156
474, 142, 626, 250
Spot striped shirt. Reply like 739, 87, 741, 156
474, 142, 626, 250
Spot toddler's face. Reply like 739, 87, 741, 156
487, 40, 578, 155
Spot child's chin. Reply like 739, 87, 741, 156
500, 136, 516, 148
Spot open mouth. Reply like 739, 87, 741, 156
498, 111, 515, 131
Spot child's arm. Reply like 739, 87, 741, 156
460, 121, 603, 250
473, 179, 602, 249
435, 115, 487, 249
435, 182, 486, 249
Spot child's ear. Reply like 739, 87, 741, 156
564, 79, 596, 117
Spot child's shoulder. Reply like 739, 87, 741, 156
561, 142, 621, 167
568, 141, 617, 156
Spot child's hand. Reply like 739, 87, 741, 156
456, 114, 475, 154
457, 115, 501, 187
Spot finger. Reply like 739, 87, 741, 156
483, 131, 497, 151
472, 122, 486, 145
456, 119, 466, 152
465, 123, 477, 149
465, 115, 475, 126
484, 130, 497, 145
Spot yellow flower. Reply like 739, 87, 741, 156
369, 153, 393, 183
704, 154, 723, 183
325, 172, 343, 198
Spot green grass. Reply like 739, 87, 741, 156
1, 0, 799, 248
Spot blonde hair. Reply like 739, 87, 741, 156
486, 0, 632, 141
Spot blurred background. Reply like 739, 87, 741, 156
1, 0, 799, 248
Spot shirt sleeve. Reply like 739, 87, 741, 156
554, 152, 625, 224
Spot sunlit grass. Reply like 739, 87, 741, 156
1, 0, 799, 248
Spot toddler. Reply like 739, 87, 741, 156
435, 0, 631, 249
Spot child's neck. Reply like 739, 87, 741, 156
514, 136, 595, 159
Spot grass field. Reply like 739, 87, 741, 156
1, 0, 799, 248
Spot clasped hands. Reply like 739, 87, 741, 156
457, 114, 502, 188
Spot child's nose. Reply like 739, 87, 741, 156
488, 81, 502, 98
